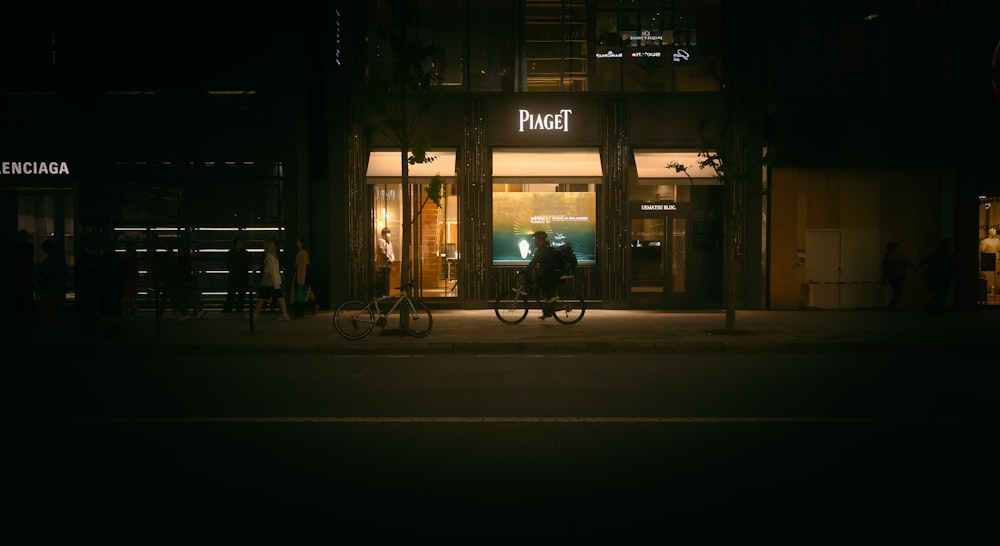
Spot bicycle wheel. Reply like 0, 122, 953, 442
494, 287, 529, 325
551, 289, 585, 325
400, 298, 433, 338
334, 300, 375, 339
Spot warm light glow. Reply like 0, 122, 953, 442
633, 150, 719, 184
366, 150, 457, 179
492, 148, 603, 180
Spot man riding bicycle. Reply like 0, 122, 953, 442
527, 230, 559, 320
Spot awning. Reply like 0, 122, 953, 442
366, 150, 457, 182
492, 148, 603, 183
633, 150, 720, 185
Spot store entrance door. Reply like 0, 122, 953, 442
629, 216, 686, 306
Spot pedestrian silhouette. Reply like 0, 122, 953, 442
881, 242, 914, 311
291, 236, 317, 317
174, 239, 206, 320
14, 229, 37, 322
223, 236, 252, 313
38, 238, 67, 330
252, 238, 290, 321
920, 238, 954, 316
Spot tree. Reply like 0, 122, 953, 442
667, 116, 769, 333
365, 0, 446, 290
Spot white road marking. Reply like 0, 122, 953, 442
4, 416, 992, 424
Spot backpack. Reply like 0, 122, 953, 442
554, 242, 578, 272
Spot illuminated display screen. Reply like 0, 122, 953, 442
492, 192, 596, 265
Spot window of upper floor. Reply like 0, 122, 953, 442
366, 0, 723, 94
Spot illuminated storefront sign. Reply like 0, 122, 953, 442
518, 109, 573, 132
625, 30, 663, 45
640, 203, 677, 211
490, 98, 599, 145
0, 161, 70, 175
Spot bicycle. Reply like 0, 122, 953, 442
494, 269, 585, 325
334, 281, 433, 339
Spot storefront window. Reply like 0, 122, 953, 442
979, 195, 1000, 306
525, 0, 589, 92
492, 182, 597, 266
373, 182, 458, 298
595, 0, 722, 93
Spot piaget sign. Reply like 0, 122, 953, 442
489, 98, 597, 143
518, 108, 572, 132
1, 161, 70, 175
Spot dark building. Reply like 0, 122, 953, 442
2, 2, 996, 313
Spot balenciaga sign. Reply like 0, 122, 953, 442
1, 161, 70, 175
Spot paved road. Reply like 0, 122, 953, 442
4, 350, 997, 542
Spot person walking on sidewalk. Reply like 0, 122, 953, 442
251, 238, 290, 321
881, 242, 913, 312
222, 236, 251, 314
14, 229, 37, 322
919, 238, 954, 316
173, 239, 207, 321
37, 238, 67, 330
290, 236, 316, 317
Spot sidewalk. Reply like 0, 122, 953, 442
20, 305, 999, 355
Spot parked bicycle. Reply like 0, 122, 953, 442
334, 281, 433, 339
494, 269, 585, 325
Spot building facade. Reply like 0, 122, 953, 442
3, 1, 996, 314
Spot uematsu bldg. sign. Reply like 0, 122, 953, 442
0, 161, 71, 175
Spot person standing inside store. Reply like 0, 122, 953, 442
375, 227, 395, 297
527, 230, 559, 320
251, 238, 290, 321
222, 236, 252, 314
881, 242, 914, 312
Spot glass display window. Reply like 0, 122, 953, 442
978, 195, 1000, 305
